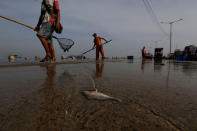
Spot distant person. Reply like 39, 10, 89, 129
92, 33, 108, 60
142, 46, 146, 58
35, 0, 61, 62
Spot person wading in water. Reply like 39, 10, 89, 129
92, 33, 108, 60
35, 0, 61, 62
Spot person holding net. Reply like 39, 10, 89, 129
92, 33, 108, 60
35, 0, 61, 62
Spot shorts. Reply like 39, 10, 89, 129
37, 22, 54, 44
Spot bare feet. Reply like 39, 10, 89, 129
51, 57, 56, 63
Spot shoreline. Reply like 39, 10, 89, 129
0, 59, 125, 68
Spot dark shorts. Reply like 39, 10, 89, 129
37, 22, 54, 44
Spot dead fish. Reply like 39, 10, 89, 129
81, 90, 121, 102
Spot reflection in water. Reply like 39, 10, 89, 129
165, 61, 171, 88
42, 64, 56, 88
154, 59, 163, 65
154, 59, 163, 72
141, 58, 152, 72
81, 60, 121, 102
127, 59, 133, 63
182, 62, 197, 76
141, 58, 146, 72
96, 60, 104, 78
9, 59, 16, 63
141, 58, 170, 87
37, 64, 57, 130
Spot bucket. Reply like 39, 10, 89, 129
177, 55, 186, 61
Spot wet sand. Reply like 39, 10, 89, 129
0, 59, 197, 131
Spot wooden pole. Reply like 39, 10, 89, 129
0, 14, 34, 30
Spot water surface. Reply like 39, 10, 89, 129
0, 59, 196, 130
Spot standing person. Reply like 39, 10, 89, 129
142, 46, 146, 58
35, 0, 61, 62
92, 33, 108, 60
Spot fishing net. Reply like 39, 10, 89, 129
53, 36, 74, 52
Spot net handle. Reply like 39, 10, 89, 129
0, 14, 74, 52
82, 40, 112, 55
0, 14, 59, 39
0, 14, 35, 30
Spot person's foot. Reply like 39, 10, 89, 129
40, 56, 50, 62
51, 57, 56, 63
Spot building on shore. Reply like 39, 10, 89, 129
184, 45, 197, 60
171, 45, 197, 61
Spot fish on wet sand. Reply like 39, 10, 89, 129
81, 90, 121, 102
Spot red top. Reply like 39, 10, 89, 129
54, 0, 60, 10
94, 36, 103, 46
42, 0, 60, 24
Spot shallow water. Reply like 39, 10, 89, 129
0, 59, 196, 130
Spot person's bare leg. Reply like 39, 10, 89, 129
101, 46, 105, 60
37, 35, 50, 60
49, 44, 56, 62
96, 47, 99, 61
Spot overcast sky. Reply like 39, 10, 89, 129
0, 0, 197, 58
